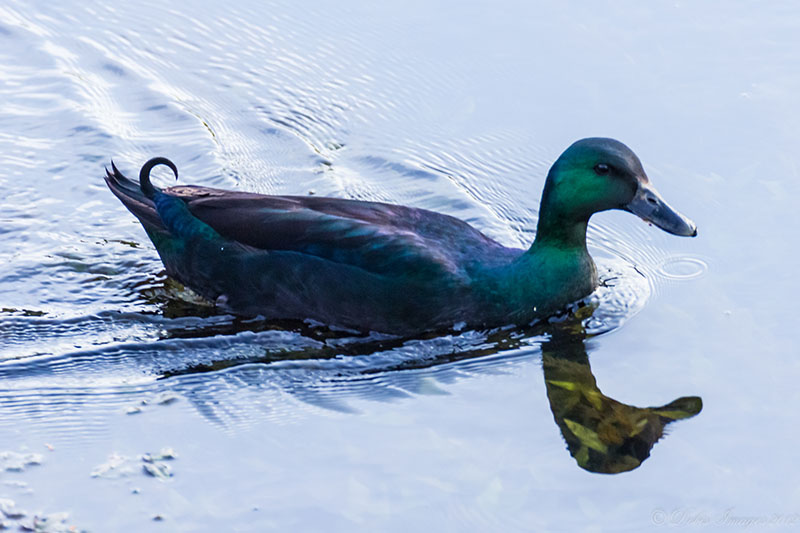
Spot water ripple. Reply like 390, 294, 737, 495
657, 256, 709, 281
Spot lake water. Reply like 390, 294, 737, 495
1, 1, 799, 531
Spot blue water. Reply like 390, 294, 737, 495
1, 1, 799, 531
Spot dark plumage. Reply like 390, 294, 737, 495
105, 138, 696, 334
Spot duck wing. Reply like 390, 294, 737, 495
106, 166, 509, 282
174, 185, 507, 281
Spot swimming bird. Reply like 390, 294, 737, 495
105, 138, 696, 334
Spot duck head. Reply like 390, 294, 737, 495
536, 138, 696, 244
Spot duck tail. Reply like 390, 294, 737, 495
104, 160, 166, 235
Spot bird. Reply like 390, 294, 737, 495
105, 138, 696, 334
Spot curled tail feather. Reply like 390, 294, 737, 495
139, 157, 178, 199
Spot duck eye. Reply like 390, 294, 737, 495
594, 163, 610, 175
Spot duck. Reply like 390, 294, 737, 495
105, 138, 696, 334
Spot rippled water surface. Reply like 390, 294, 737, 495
1, 1, 799, 531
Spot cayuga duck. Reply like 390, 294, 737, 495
105, 138, 696, 334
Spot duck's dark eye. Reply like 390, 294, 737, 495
594, 163, 610, 176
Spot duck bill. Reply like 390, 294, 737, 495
626, 182, 697, 237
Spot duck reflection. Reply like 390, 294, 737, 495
155, 301, 702, 474
541, 309, 702, 474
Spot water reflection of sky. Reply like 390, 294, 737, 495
1, 0, 799, 531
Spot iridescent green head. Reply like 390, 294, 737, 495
536, 138, 696, 245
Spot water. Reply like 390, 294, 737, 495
1, 0, 798, 531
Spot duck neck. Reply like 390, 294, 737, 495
529, 201, 590, 253
498, 202, 596, 319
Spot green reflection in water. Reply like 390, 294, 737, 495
542, 310, 702, 474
